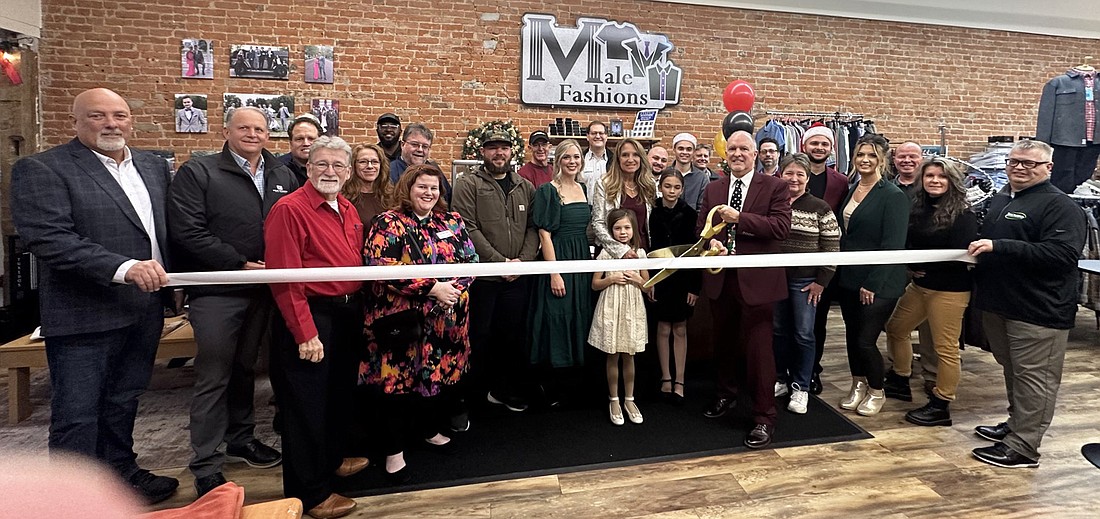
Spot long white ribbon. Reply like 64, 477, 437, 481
166, 249, 975, 286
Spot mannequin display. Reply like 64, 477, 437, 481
1036, 59, 1100, 193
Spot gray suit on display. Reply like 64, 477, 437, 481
177, 107, 208, 133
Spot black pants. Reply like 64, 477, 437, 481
270, 295, 363, 511
1051, 144, 1100, 193
837, 288, 897, 390
812, 278, 840, 376
374, 391, 446, 457
466, 278, 530, 396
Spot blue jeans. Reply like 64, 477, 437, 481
773, 277, 817, 390
44, 301, 163, 478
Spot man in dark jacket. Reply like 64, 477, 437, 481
969, 139, 1087, 468
451, 130, 540, 416
168, 106, 297, 496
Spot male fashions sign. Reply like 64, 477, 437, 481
520, 14, 683, 110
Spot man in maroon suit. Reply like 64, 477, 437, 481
698, 130, 792, 449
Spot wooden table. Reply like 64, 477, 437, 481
0, 317, 197, 424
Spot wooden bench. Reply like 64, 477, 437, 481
0, 317, 197, 425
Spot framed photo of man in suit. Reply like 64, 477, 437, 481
174, 94, 209, 133
310, 98, 340, 136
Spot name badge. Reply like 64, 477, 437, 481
436, 230, 454, 239
1087, 87, 1095, 102
519, 204, 526, 212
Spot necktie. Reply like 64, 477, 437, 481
729, 179, 744, 211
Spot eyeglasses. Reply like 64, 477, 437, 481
356, 159, 381, 167
588, 131, 606, 136
1006, 158, 1050, 169
310, 162, 348, 172
404, 141, 431, 150
378, 123, 399, 130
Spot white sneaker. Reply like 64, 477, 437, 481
788, 390, 809, 414
774, 381, 789, 397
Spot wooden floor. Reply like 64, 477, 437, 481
60, 309, 1100, 516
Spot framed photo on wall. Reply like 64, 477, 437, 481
174, 94, 208, 133
229, 44, 290, 80
304, 45, 334, 84
181, 39, 213, 79
311, 99, 340, 136
223, 93, 295, 138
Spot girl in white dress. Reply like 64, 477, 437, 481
589, 208, 649, 426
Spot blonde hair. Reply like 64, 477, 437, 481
552, 139, 583, 183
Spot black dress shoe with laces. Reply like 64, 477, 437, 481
974, 422, 1010, 442
128, 468, 179, 504
703, 397, 734, 419
195, 472, 228, 498
226, 439, 282, 469
972, 442, 1038, 468
809, 374, 823, 395
744, 423, 774, 449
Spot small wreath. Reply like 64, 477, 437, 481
717, 159, 732, 177
461, 120, 525, 161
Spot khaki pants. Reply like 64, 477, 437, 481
885, 283, 969, 401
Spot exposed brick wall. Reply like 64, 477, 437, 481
35, 0, 1100, 167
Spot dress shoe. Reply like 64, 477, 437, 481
972, 442, 1038, 468
904, 396, 951, 426
671, 381, 685, 406
449, 411, 471, 432
744, 423, 774, 449
809, 373, 823, 395
487, 391, 529, 412
307, 493, 357, 519
975, 422, 1011, 442
334, 457, 370, 477
703, 397, 734, 419
128, 468, 179, 505
839, 378, 868, 410
883, 370, 913, 402
194, 472, 227, 498
226, 439, 282, 469
623, 397, 643, 424
384, 465, 412, 485
856, 388, 886, 416
609, 397, 625, 426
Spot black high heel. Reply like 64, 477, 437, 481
659, 379, 673, 403
671, 381, 685, 406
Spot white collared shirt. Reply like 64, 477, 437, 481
727, 169, 755, 210
582, 149, 608, 202
91, 147, 163, 283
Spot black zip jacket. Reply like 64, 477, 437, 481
973, 180, 1086, 329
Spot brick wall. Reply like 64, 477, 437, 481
35, 0, 1099, 166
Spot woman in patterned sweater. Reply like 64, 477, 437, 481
773, 153, 840, 414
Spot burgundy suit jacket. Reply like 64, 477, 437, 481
818, 166, 850, 212
696, 173, 792, 306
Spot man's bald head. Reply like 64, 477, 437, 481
648, 145, 669, 174
72, 88, 132, 161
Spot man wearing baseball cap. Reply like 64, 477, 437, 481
519, 131, 553, 188
375, 113, 401, 162
801, 123, 850, 396
452, 130, 540, 418
670, 132, 711, 210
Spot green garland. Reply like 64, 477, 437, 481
461, 120, 525, 161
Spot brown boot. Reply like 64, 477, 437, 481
334, 457, 369, 477
307, 493, 356, 519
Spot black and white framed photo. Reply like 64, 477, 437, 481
311, 99, 340, 136
223, 93, 295, 138
181, 39, 213, 79
174, 94, 209, 133
229, 44, 290, 80
304, 45, 334, 84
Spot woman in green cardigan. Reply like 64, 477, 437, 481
836, 134, 910, 416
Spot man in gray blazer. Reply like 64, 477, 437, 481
175, 95, 208, 133
10, 88, 179, 504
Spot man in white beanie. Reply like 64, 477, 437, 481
800, 123, 851, 396
670, 132, 711, 210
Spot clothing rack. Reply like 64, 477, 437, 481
764, 110, 865, 121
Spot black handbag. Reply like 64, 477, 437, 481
370, 307, 424, 351
369, 222, 429, 351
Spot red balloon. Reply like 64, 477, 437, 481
722, 80, 756, 113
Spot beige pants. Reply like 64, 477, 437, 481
885, 283, 970, 401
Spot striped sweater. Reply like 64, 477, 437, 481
781, 192, 841, 285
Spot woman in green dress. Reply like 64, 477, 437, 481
529, 139, 594, 403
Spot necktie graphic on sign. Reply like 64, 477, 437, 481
728, 179, 743, 253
